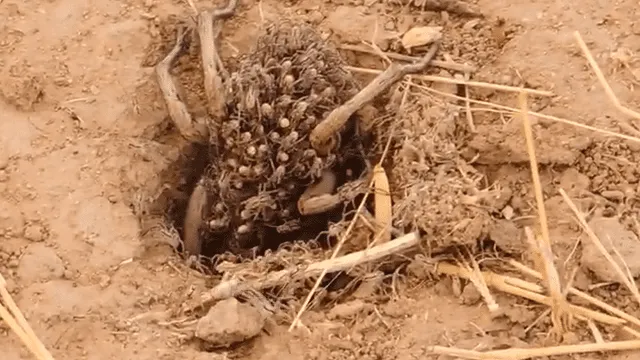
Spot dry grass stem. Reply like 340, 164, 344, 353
587, 319, 605, 343
189, 232, 419, 312
339, 44, 477, 73
519, 92, 571, 334
291, 61, 419, 330
289, 133, 393, 331
345, 65, 554, 96
559, 189, 640, 306
574, 31, 640, 121
508, 259, 640, 331
465, 258, 498, 313
435, 263, 625, 327
416, 83, 640, 144
0, 273, 55, 360
431, 339, 640, 360
372, 164, 392, 243
464, 81, 476, 132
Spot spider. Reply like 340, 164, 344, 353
154, 0, 439, 257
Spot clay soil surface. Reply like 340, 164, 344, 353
2, 0, 640, 359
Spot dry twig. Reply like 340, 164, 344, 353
430, 339, 640, 360
310, 43, 440, 153
574, 31, 640, 121
186, 232, 419, 312
346, 66, 554, 96
0, 273, 55, 360
519, 92, 571, 335
339, 44, 476, 73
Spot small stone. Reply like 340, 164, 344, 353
430, 69, 458, 96
308, 10, 324, 24
99, 274, 111, 288
24, 224, 45, 242
489, 220, 525, 254
460, 284, 481, 305
601, 190, 624, 202
501, 205, 514, 220
63, 270, 74, 279
0, 201, 25, 238
17, 244, 64, 283
581, 217, 640, 282
327, 299, 371, 320
0, 170, 9, 182
0, 149, 9, 170
559, 168, 590, 195
195, 297, 265, 348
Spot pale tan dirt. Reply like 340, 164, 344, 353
2, 0, 640, 359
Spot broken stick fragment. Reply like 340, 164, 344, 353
309, 42, 440, 154
183, 232, 420, 312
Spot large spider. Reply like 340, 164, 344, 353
154, 0, 439, 257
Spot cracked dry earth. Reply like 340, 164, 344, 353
1, 0, 640, 359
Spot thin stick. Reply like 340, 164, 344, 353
587, 320, 605, 343
0, 274, 54, 360
519, 92, 570, 334
430, 340, 640, 360
0, 304, 46, 360
188, 232, 419, 312
574, 31, 640, 121
414, 83, 640, 144
464, 81, 476, 132
311, 43, 439, 153
559, 189, 640, 306
339, 44, 477, 73
345, 65, 554, 97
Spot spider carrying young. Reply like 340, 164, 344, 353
154, 0, 439, 258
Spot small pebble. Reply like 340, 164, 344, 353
246, 146, 257, 156
601, 190, 624, 201
24, 224, 45, 242
0, 149, 8, 170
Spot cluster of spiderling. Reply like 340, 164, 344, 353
200, 21, 362, 254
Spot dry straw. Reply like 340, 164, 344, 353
0, 273, 55, 360
420, 29, 640, 359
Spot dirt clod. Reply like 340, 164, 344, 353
489, 219, 524, 254
17, 243, 65, 283
581, 216, 640, 282
195, 298, 266, 348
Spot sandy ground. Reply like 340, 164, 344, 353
1, 0, 640, 359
